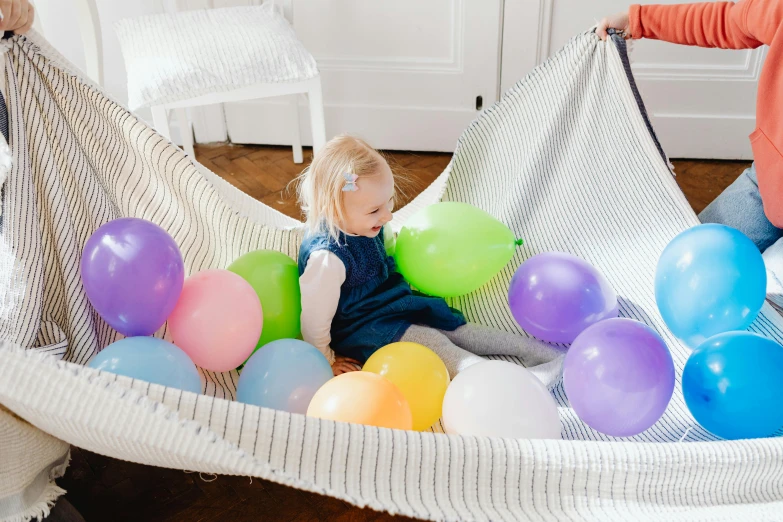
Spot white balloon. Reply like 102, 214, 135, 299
442, 361, 561, 439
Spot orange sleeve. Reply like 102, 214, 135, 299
628, 1, 763, 49
628, 1, 783, 225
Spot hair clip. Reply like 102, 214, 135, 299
342, 172, 358, 192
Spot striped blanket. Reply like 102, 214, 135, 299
1, 30, 782, 521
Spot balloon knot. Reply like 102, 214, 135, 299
514, 238, 525, 247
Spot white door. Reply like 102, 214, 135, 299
502, 0, 764, 160
216, 0, 503, 152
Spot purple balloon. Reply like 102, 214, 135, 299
563, 318, 675, 437
81, 218, 184, 336
508, 252, 618, 343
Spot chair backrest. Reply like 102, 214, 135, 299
71, 0, 104, 86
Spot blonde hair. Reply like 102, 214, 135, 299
296, 134, 399, 240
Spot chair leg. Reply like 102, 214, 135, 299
307, 78, 326, 156
175, 108, 195, 157
151, 105, 171, 140
290, 94, 303, 164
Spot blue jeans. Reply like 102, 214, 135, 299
699, 163, 783, 252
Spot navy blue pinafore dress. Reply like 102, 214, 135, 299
298, 228, 465, 362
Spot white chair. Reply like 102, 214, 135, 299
78, 0, 325, 164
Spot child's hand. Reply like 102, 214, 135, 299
332, 355, 361, 375
596, 11, 631, 41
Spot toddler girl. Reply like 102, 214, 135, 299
296, 135, 561, 376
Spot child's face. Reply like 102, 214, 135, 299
341, 157, 395, 238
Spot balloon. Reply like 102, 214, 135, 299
228, 250, 301, 353
363, 342, 449, 431
168, 270, 262, 372
655, 224, 766, 348
508, 252, 618, 343
307, 372, 412, 430
442, 361, 561, 439
683, 331, 783, 440
81, 218, 184, 336
88, 336, 201, 394
563, 318, 675, 437
236, 339, 333, 414
395, 202, 520, 297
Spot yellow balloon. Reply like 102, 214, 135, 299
363, 342, 450, 431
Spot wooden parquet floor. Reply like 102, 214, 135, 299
195, 144, 450, 221
53, 143, 751, 522
195, 144, 750, 218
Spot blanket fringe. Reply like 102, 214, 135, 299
0, 450, 70, 522
1, 483, 66, 522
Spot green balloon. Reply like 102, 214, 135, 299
394, 202, 520, 297
228, 250, 301, 353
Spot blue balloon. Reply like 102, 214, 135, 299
237, 339, 333, 414
683, 331, 783, 439
88, 337, 201, 394
655, 224, 766, 348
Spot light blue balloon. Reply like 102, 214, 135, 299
88, 336, 202, 394
236, 339, 333, 414
655, 224, 766, 348
683, 331, 783, 439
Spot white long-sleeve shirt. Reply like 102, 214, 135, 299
299, 225, 396, 364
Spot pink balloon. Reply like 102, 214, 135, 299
168, 270, 263, 372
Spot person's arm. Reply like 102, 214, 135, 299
299, 250, 343, 365
598, 0, 780, 49
629, 1, 762, 48
299, 250, 361, 374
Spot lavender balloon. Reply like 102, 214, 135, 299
81, 218, 184, 336
508, 252, 618, 343
563, 318, 675, 437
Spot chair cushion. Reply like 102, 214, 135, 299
114, 4, 318, 110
